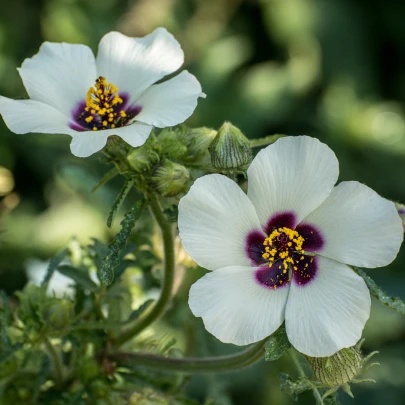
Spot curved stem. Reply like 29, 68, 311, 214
45, 338, 63, 385
289, 349, 324, 404
109, 340, 265, 374
115, 194, 175, 346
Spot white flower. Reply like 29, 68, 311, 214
178, 136, 403, 357
0, 28, 204, 157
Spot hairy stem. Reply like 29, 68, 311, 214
109, 340, 265, 374
115, 194, 175, 346
45, 338, 63, 385
289, 349, 324, 404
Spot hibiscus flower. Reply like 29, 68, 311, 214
178, 136, 403, 356
0, 28, 204, 157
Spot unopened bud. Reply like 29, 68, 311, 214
307, 347, 362, 387
43, 299, 74, 330
395, 202, 405, 231
127, 145, 159, 173
306, 340, 378, 399
152, 159, 189, 197
181, 127, 217, 163
209, 122, 252, 169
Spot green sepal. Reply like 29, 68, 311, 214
92, 166, 119, 192
279, 373, 313, 401
265, 323, 291, 361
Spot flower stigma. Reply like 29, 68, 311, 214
77, 76, 138, 131
262, 227, 305, 274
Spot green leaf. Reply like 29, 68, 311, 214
107, 179, 134, 228
32, 356, 50, 401
100, 199, 145, 286
128, 299, 154, 321
92, 166, 119, 192
0, 343, 23, 366
265, 324, 291, 361
58, 265, 98, 290
279, 373, 312, 401
41, 248, 69, 286
354, 267, 405, 314
323, 395, 343, 405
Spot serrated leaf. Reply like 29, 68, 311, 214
265, 324, 291, 361
92, 167, 119, 192
129, 299, 154, 321
100, 200, 145, 286
354, 267, 405, 314
107, 179, 134, 228
279, 373, 312, 401
58, 265, 98, 290
41, 248, 69, 286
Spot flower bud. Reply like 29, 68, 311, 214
151, 159, 189, 197
127, 145, 159, 173
209, 122, 252, 169
306, 347, 363, 387
43, 299, 74, 330
181, 127, 217, 163
395, 202, 405, 231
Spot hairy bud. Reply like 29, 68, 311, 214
152, 159, 189, 197
43, 299, 75, 330
209, 122, 252, 169
127, 145, 159, 173
181, 127, 217, 163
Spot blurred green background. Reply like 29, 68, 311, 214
1, 0, 405, 404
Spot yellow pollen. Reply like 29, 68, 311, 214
262, 226, 305, 270
81, 76, 128, 132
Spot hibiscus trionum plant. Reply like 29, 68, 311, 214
0, 28, 404, 405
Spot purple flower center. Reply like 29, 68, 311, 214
245, 211, 325, 289
69, 76, 142, 132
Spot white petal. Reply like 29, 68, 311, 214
135, 71, 203, 127
70, 131, 109, 158
0, 96, 76, 136
285, 256, 371, 357
96, 29, 184, 102
247, 136, 339, 230
18, 42, 96, 116
178, 174, 263, 271
189, 265, 289, 345
69, 122, 153, 157
303, 181, 403, 268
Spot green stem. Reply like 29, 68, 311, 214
250, 134, 285, 148
289, 349, 323, 404
115, 194, 175, 346
109, 340, 265, 374
44, 338, 63, 385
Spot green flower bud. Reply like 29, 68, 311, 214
181, 127, 217, 163
42, 299, 74, 330
152, 159, 189, 197
158, 126, 188, 161
209, 122, 252, 169
305, 340, 379, 399
306, 347, 363, 386
127, 145, 159, 173
395, 202, 405, 231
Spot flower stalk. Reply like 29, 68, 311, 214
115, 193, 175, 346
109, 340, 265, 374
